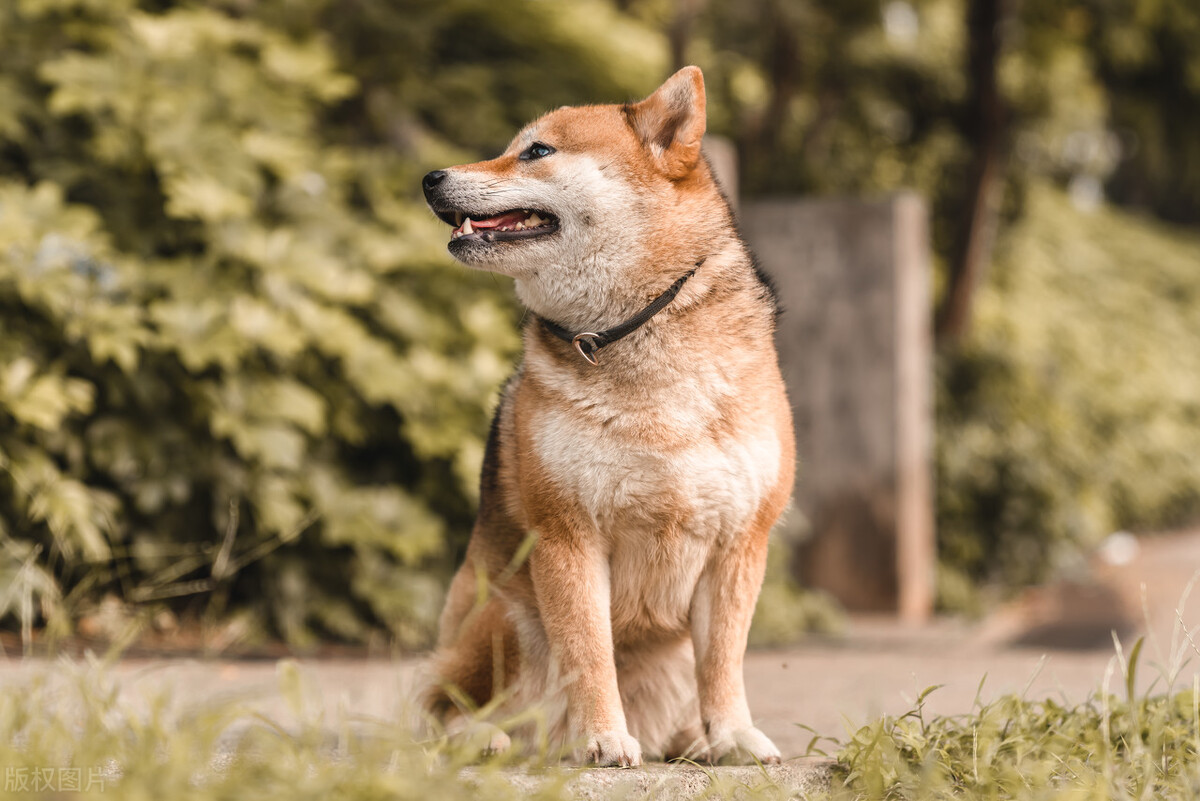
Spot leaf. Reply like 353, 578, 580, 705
257, 379, 327, 437
25, 476, 117, 561
163, 174, 255, 222
1, 359, 94, 430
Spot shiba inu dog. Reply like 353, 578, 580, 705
421, 66, 794, 767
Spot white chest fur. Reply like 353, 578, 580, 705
530, 402, 781, 542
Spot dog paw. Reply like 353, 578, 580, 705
708, 725, 781, 765
585, 730, 643, 767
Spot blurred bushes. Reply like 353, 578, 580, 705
0, 0, 663, 648
2, 0, 1197, 644
937, 183, 1200, 601
750, 533, 845, 646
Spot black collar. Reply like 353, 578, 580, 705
536, 258, 704, 366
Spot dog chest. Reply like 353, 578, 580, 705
529, 405, 781, 540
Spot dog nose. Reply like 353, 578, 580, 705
422, 170, 448, 194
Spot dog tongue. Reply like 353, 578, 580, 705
470, 210, 528, 229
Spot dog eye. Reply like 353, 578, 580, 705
519, 142, 556, 161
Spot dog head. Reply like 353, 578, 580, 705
422, 67, 711, 317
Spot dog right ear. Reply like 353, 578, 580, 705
625, 66, 707, 179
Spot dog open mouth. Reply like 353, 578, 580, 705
440, 208, 559, 244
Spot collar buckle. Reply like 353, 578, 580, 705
571, 333, 602, 366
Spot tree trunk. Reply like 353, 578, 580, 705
736, 2, 800, 188
935, 0, 1011, 343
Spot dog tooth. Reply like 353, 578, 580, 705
527, 213, 543, 227
461, 218, 473, 234
515, 222, 525, 230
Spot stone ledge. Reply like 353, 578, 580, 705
462, 757, 836, 800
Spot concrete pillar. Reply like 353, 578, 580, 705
702, 136, 738, 214
741, 195, 935, 621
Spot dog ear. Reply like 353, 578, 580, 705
625, 66, 706, 179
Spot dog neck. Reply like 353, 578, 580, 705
513, 234, 737, 330
535, 262, 701, 366
513, 258, 649, 333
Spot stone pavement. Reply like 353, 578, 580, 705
465, 759, 835, 800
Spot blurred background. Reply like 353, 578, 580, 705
0, 0, 1197, 655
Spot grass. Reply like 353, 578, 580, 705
832, 588, 1200, 800
0, 657, 574, 801
834, 665, 1200, 799
1, 611, 1198, 799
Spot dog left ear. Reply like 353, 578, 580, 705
625, 66, 706, 179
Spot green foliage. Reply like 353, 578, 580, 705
937, 184, 1200, 593
750, 537, 845, 647
1090, 0, 1200, 225
0, 0, 664, 647
836, 633, 1200, 800
695, 0, 969, 192
681, 0, 1113, 267
837, 688, 1200, 798
3, 0, 1198, 641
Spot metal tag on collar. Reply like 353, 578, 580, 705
571, 332, 601, 366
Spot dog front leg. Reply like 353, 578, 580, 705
690, 528, 781, 764
530, 535, 641, 767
